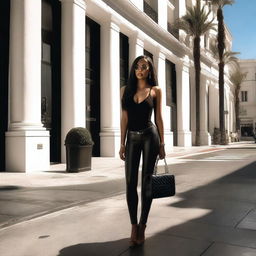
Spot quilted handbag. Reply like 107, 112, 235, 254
151, 157, 175, 199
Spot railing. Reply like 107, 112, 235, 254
143, 1, 158, 23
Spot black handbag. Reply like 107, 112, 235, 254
151, 157, 175, 199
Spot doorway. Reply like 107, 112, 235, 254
86, 17, 101, 156
166, 60, 177, 146
0, 0, 10, 171
241, 124, 253, 137
120, 32, 129, 87
41, 0, 61, 163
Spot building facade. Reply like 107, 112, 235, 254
0, 0, 236, 172
238, 60, 256, 138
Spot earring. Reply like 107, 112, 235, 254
149, 72, 151, 79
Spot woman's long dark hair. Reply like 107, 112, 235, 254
122, 55, 158, 110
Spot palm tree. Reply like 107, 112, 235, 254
210, 40, 239, 68
229, 69, 247, 132
210, 0, 234, 144
175, 0, 215, 145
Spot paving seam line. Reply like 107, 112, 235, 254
200, 242, 215, 256
234, 208, 255, 229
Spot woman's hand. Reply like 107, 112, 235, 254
159, 144, 166, 159
119, 145, 126, 161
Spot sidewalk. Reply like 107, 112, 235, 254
0, 143, 230, 188
0, 143, 229, 230
0, 143, 247, 229
1, 142, 256, 255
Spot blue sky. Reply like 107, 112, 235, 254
224, 0, 256, 59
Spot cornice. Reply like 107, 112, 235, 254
101, 0, 187, 58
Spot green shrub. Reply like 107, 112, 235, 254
65, 127, 94, 146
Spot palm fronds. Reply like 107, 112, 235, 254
230, 69, 247, 88
175, 2, 216, 37
211, 0, 235, 8
210, 39, 239, 67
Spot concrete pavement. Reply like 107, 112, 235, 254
1, 142, 256, 255
0, 144, 225, 228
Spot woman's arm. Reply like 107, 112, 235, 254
154, 86, 164, 144
154, 86, 166, 159
120, 109, 128, 146
120, 86, 128, 160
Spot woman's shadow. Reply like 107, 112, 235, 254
57, 239, 145, 256
57, 153, 256, 256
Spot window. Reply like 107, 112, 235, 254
167, 3, 179, 39
143, 0, 158, 23
42, 0, 52, 31
241, 91, 248, 102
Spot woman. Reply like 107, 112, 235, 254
120, 55, 166, 246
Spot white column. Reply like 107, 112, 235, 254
129, 33, 144, 69
200, 76, 211, 145
231, 100, 235, 132
156, 51, 173, 151
158, 0, 168, 30
214, 84, 220, 129
129, 0, 143, 11
176, 60, 192, 146
6, 0, 49, 172
229, 99, 233, 138
208, 81, 215, 135
226, 91, 231, 140
100, 21, 121, 157
60, 0, 86, 162
190, 71, 196, 145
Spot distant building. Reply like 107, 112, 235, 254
238, 60, 256, 138
0, 0, 236, 172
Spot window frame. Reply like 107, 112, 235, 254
241, 91, 248, 102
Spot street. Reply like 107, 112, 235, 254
1, 143, 256, 255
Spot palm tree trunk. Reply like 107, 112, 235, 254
194, 36, 201, 146
217, 7, 226, 144
219, 61, 225, 143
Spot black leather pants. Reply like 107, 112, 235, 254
125, 125, 160, 225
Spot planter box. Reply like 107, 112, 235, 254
66, 145, 92, 172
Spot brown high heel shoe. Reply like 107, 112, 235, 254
136, 224, 146, 245
129, 224, 138, 247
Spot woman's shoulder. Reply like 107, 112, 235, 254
151, 86, 162, 96
151, 85, 161, 91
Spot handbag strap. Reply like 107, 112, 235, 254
153, 156, 169, 175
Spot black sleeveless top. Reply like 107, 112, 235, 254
123, 87, 155, 131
